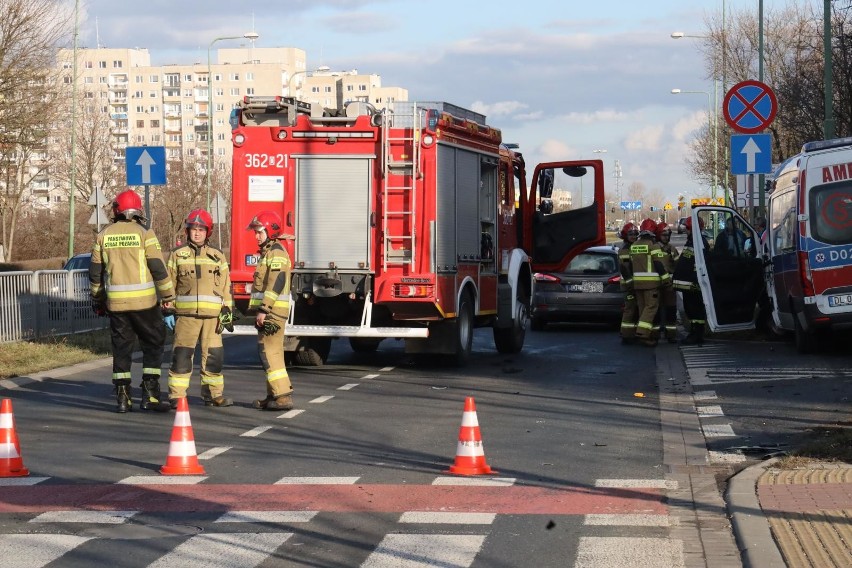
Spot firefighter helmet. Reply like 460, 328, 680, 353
185, 209, 213, 233
639, 218, 657, 235
655, 221, 671, 239
112, 190, 144, 221
247, 210, 283, 240
684, 217, 705, 232
618, 222, 637, 239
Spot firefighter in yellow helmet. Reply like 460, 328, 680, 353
166, 209, 234, 409
89, 190, 175, 413
628, 218, 668, 347
247, 210, 295, 411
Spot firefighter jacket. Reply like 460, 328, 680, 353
659, 243, 680, 276
89, 220, 175, 312
617, 241, 634, 292
167, 243, 233, 318
628, 235, 668, 290
249, 239, 292, 318
673, 235, 709, 292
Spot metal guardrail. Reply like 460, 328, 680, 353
0, 269, 108, 343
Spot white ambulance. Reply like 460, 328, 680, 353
689, 136, 852, 353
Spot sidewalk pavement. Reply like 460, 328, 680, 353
727, 458, 852, 568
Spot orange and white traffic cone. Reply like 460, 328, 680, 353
445, 396, 495, 475
160, 398, 205, 475
0, 398, 30, 478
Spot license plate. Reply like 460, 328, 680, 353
828, 293, 852, 307
567, 281, 603, 293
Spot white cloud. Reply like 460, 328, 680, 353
555, 109, 632, 124
535, 139, 580, 163
624, 124, 666, 153
470, 100, 529, 117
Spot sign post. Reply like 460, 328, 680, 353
125, 146, 167, 228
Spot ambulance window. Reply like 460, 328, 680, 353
772, 190, 797, 252
809, 181, 852, 245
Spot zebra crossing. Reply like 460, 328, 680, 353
0, 476, 686, 567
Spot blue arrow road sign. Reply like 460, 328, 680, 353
620, 201, 642, 210
125, 146, 166, 186
730, 134, 772, 175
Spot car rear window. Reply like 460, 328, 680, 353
564, 252, 617, 274
809, 181, 852, 245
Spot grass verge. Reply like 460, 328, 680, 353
775, 426, 852, 468
0, 329, 113, 379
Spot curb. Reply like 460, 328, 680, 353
725, 457, 786, 568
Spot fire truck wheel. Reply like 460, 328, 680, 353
494, 290, 529, 354
449, 292, 474, 366
293, 338, 332, 366
349, 338, 382, 353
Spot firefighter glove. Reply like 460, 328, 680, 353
216, 306, 234, 334
164, 314, 176, 331
256, 320, 281, 336
92, 300, 106, 317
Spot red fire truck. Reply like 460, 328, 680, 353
229, 97, 605, 365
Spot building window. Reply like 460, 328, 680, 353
187, 148, 196, 156
217, 132, 227, 141
215, 87, 224, 97
84, 77, 93, 84
246, 87, 255, 95
135, 75, 143, 83
311, 86, 319, 93
229, 73, 239, 81
63, 76, 72, 84
324, 86, 332, 93
133, 90, 143, 98
151, 120, 160, 128
85, 61, 93, 69
135, 134, 145, 143
54, 195, 62, 203
358, 84, 367, 91
150, 91, 158, 98
113, 60, 123, 68
217, 148, 226, 156
136, 120, 144, 128
229, 88, 240, 96
186, 133, 194, 141
99, 61, 107, 68
151, 134, 161, 142
136, 105, 145, 113
149, 105, 159, 113
184, 103, 193, 111
168, 134, 181, 142
245, 72, 254, 81
149, 75, 159, 83
99, 76, 107, 83
84, 92, 94, 98
346, 85, 353, 92
184, 90, 192, 97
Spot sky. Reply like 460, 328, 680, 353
71, 0, 732, 208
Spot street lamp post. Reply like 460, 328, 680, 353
288, 70, 308, 97
671, 89, 718, 203
207, 31, 259, 211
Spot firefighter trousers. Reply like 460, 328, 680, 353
681, 289, 707, 330
109, 304, 165, 385
168, 316, 224, 400
257, 312, 292, 398
620, 292, 638, 338
635, 287, 660, 340
660, 286, 678, 340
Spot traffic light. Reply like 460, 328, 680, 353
649, 206, 656, 211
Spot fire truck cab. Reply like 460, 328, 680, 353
228, 96, 605, 364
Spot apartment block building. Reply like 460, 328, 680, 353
40, 45, 407, 207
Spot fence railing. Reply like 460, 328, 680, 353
0, 269, 108, 343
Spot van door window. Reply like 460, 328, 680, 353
771, 190, 797, 252
809, 181, 852, 245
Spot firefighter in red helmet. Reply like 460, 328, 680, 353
617, 222, 640, 343
655, 221, 679, 342
247, 210, 296, 411
166, 209, 234, 408
89, 190, 175, 413
628, 218, 668, 346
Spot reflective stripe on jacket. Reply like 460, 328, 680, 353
89, 220, 175, 312
249, 240, 292, 317
167, 243, 233, 317
618, 241, 634, 291
629, 237, 666, 290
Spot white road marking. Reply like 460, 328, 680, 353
702, 424, 737, 437
584, 514, 673, 526
0, 534, 92, 567
361, 534, 487, 568
362, 374, 380, 380
693, 390, 717, 400
197, 446, 231, 460
696, 405, 724, 417
274, 476, 360, 485
432, 477, 516, 486
146, 532, 292, 568
117, 475, 207, 484
594, 479, 678, 490
574, 536, 684, 568
0, 477, 49, 486
399, 512, 496, 524
379, 367, 395, 372
309, 395, 334, 403
278, 409, 304, 419
338, 383, 359, 390
240, 425, 273, 437
214, 511, 318, 523
29, 510, 137, 524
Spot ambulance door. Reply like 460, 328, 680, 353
526, 160, 605, 273
691, 206, 764, 331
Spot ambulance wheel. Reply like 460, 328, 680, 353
349, 338, 382, 353
793, 314, 817, 354
294, 338, 331, 366
449, 292, 474, 366
494, 290, 529, 353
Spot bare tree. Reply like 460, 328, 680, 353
0, 0, 71, 260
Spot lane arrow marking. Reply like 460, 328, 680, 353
741, 137, 761, 172
135, 150, 156, 184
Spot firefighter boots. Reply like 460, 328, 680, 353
264, 395, 294, 411
140, 378, 170, 412
114, 383, 132, 413
680, 324, 705, 345
204, 396, 234, 407
252, 395, 274, 410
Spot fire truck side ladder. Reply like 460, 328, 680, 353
381, 103, 421, 272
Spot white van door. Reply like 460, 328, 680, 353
691, 206, 764, 331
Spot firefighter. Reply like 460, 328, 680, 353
247, 210, 295, 411
656, 221, 680, 343
617, 222, 639, 344
673, 216, 709, 345
89, 190, 175, 413
629, 218, 667, 347
166, 209, 234, 409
